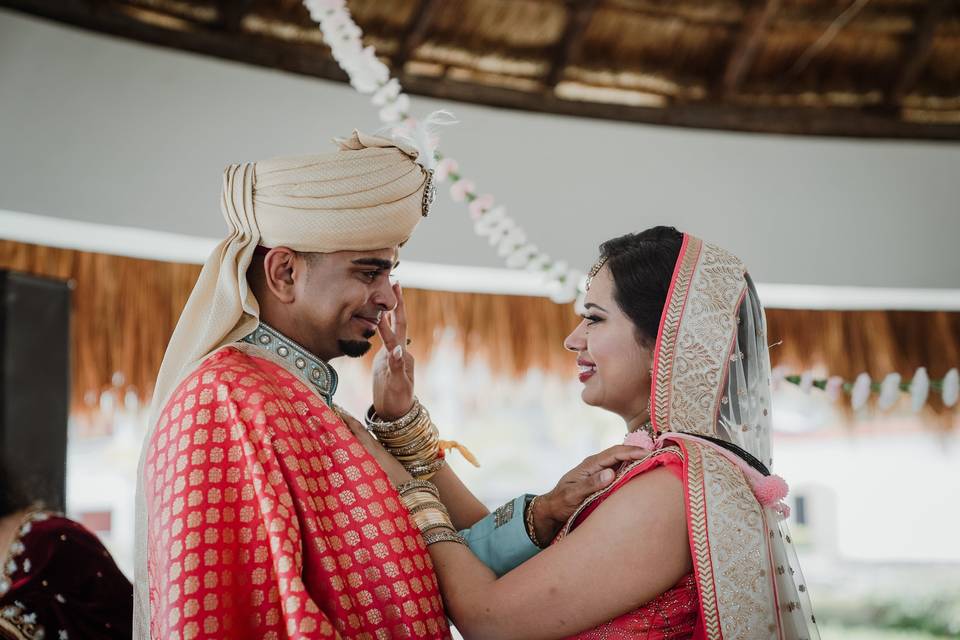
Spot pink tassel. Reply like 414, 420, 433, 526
773, 502, 792, 518
623, 431, 655, 449
754, 474, 789, 507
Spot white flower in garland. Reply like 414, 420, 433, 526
851, 373, 872, 410
943, 368, 960, 408
302, 0, 624, 304
799, 371, 815, 394
770, 366, 787, 391
878, 373, 902, 410
909, 367, 930, 413
506, 244, 539, 269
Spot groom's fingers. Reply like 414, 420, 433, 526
581, 445, 650, 474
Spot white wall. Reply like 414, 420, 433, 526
2, 9, 960, 289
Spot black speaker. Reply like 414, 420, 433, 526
0, 270, 71, 512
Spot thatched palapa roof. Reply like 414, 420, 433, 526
2, 0, 959, 139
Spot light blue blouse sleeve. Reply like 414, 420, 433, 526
459, 494, 542, 577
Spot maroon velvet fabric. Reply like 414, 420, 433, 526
0, 511, 132, 639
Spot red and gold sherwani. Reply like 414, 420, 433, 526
144, 336, 450, 639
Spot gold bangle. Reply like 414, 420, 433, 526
525, 495, 546, 549
413, 510, 455, 533
406, 459, 447, 480
406, 500, 447, 516
396, 479, 439, 497
401, 494, 438, 511
400, 492, 445, 513
423, 529, 466, 546
366, 398, 423, 433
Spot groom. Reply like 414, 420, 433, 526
135, 131, 637, 638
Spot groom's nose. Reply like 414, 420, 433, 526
370, 277, 398, 311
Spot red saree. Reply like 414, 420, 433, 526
558, 451, 700, 640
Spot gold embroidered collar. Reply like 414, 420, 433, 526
241, 322, 338, 404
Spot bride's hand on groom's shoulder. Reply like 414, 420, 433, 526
373, 282, 416, 420
535, 445, 652, 542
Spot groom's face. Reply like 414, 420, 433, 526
291, 247, 399, 360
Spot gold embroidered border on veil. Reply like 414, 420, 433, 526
652, 234, 819, 640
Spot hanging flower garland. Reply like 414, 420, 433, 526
303, 0, 957, 413
303, 0, 585, 303
775, 367, 959, 412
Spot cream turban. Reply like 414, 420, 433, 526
150, 130, 434, 419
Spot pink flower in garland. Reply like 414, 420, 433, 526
468, 194, 495, 220
434, 158, 458, 182
449, 179, 475, 202
825, 376, 844, 401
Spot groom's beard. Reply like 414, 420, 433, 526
338, 329, 376, 358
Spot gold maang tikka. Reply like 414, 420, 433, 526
585, 256, 608, 291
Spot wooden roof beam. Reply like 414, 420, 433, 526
546, 0, 599, 89
391, 0, 441, 73
217, 0, 253, 33
888, 0, 947, 106
3, 0, 958, 141
719, 0, 781, 97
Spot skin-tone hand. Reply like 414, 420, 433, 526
372, 282, 415, 420
343, 404, 651, 542
534, 445, 652, 544
360, 281, 655, 545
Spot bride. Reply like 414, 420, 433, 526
354, 226, 819, 639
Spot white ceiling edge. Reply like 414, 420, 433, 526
3, 209, 960, 310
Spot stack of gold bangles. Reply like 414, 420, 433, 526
396, 479, 466, 546
365, 398, 446, 479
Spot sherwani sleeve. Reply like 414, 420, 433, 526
459, 495, 541, 577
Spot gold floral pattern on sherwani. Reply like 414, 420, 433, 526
143, 347, 450, 639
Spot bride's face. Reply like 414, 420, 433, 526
563, 266, 653, 423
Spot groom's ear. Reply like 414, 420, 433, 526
261, 247, 301, 304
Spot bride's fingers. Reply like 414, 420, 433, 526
377, 314, 401, 361
393, 283, 408, 345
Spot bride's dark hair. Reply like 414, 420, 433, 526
598, 226, 683, 345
